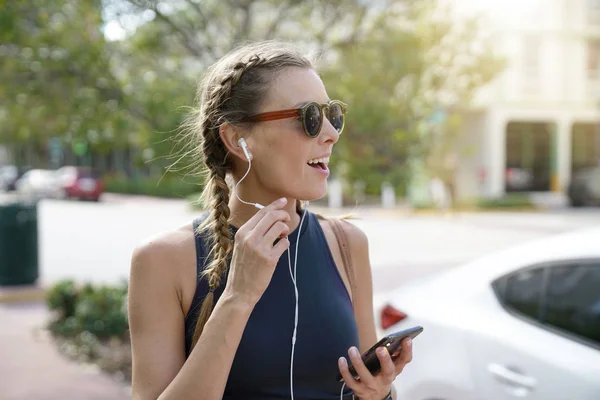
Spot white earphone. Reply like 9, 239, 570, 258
238, 137, 253, 162
233, 136, 310, 400
236, 138, 263, 209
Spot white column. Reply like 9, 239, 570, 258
328, 178, 343, 208
483, 110, 506, 198
556, 117, 572, 192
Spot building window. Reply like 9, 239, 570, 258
587, 40, 600, 80
586, 40, 600, 97
522, 36, 540, 94
587, 0, 600, 26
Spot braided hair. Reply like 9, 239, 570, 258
184, 41, 314, 349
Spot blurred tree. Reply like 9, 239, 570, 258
0, 0, 145, 164
102, 0, 376, 176
0, 0, 503, 195
323, 0, 505, 196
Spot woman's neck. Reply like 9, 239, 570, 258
228, 196, 302, 234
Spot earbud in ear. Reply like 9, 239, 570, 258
238, 137, 253, 161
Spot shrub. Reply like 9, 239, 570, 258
477, 193, 535, 210
46, 279, 131, 382
47, 280, 128, 340
47, 279, 79, 320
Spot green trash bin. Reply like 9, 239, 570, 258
0, 196, 39, 286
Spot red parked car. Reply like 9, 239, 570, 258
55, 166, 104, 201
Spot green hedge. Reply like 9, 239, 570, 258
476, 193, 535, 209
104, 176, 202, 199
46, 279, 132, 382
409, 194, 535, 211
47, 280, 129, 340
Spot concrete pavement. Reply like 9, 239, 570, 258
0, 302, 130, 400
3, 195, 600, 399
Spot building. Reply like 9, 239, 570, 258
452, 0, 600, 201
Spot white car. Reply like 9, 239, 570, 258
380, 227, 600, 400
15, 169, 62, 200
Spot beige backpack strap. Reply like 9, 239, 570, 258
329, 218, 356, 304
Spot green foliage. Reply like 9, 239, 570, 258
0, 1, 138, 149
324, 0, 505, 194
1, 0, 503, 196
47, 279, 79, 320
477, 194, 536, 210
47, 279, 129, 340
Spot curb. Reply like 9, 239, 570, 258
0, 283, 47, 304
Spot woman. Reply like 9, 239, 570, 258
128, 40, 413, 400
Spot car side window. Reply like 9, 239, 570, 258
497, 267, 545, 320
543, 263, 600, 346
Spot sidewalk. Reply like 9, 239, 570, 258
0, 301, 130, 400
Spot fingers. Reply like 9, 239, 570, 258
251, 209, 290, 239
376, 347, 396, 385
263, 221, 290, 245
346, 346, 376, 386
270, 237, 290, 259
242, 197, 288, 231
337, 356, 361, 390
393, 338, 413, 374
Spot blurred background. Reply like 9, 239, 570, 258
1, 0, 599, 399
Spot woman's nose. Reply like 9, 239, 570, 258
319, 116, 340, 144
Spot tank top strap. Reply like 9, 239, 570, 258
191, 211, 211, 279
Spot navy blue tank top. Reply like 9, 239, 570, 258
184, 210, 359, 399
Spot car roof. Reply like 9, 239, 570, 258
433, 226, 600, 288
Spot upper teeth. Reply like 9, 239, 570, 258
308, 157, 329, 164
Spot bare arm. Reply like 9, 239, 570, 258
128, 241, 254, 400
342, 221, 409, 400
129, 199, 291, 400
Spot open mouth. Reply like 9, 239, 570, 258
307, 162, 327, 170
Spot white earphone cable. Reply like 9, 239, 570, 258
288, 202, 308, 400
235, 147, 338, 399
235, 157, 264, 209
340, 382, 346, 399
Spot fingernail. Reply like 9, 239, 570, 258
338, 357, 347, 367
349, 347, 359, 357
377, 347, 386, 356
279, 197, 287, 203
406, 338, 412, 346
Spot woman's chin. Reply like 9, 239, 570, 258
301, 186, 328, 203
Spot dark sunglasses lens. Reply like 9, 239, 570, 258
304, 104, 322, 137
328, 103, 344, 132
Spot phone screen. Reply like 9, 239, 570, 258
336, 325, 423, 382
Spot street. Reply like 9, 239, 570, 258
38, 195, 600, 299
4, 195, 600, 399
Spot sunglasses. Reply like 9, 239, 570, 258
241, 100, 348, 138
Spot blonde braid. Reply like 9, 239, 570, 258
190, 166, 231, 348
186, 41, 315, 351
190, 56, 269, 350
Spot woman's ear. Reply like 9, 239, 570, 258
219, 123, 248, 162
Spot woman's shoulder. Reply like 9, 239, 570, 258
130, 222, 197, 292
317, 215, 368, 247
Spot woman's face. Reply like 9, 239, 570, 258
246, 67, 341, 202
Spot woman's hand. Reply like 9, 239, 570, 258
338, 338, 413, 400
224, 198, 291, 306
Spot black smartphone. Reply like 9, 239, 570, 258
336, 325, 423, 382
